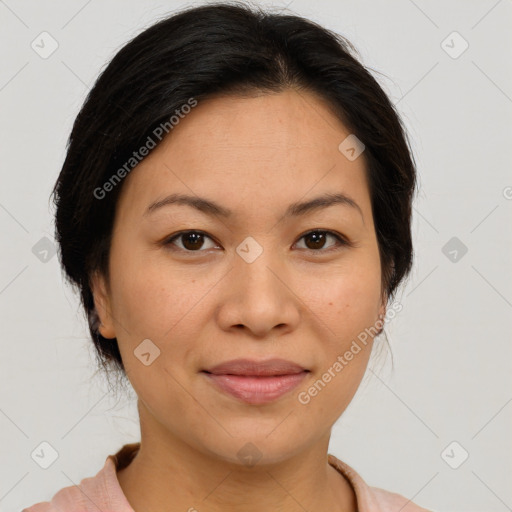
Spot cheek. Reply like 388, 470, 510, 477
302, 263, 381, 400
109, 246, 207, 341
303, 259, 381, 334
108, 252, 221, 393
109, 259, 204, 403
297, 269, 379, 424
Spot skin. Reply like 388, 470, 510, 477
92, 88, 387, 512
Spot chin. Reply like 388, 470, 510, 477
199, 429, 312, 469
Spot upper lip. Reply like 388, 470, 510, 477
203, 358, 308, 376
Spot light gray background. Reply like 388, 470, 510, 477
1, 1, 511, 511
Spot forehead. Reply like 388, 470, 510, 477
114, 89, 371, 224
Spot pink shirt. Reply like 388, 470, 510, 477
22, 443, 432, 512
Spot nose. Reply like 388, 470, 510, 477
215, 247, 301, 338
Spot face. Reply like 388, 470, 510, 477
92, 89, 386, 466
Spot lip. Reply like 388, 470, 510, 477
202, 358, 309, 405
204, 358, 307, 376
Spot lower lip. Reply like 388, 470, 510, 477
202, 371, 308, 404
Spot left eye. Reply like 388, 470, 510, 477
295, 230, 348, 252
164, 230, 348, 253
165, 231, 219, 252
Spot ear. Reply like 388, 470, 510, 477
377, 290, 388, 331
90, 271, 116, 339
378, 298, 387, 319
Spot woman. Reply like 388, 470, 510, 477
23, 2, 431, 511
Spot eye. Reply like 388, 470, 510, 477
163, 229, 351, 254
294, 230, 349, 252
164, 230, 219, 252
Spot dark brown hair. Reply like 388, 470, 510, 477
52, 1, 417, 384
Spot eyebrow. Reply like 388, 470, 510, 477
144, 192, 364, 223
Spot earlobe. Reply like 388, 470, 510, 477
377, 298, 387, 335
90, 271, 116, 339
379, 302, 387, 320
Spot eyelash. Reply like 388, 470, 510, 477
163, 229, 352, 255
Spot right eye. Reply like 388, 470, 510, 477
164, 230, 220, 253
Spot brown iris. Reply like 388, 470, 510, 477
303, 231, 328, 250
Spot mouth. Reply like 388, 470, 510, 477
201, 358, 310, 404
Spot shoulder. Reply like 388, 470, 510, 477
368, 485, 433, 512
22, 503, 51, 512
328, 454, 434, 512
21, 447, 135, 512
21, 482, 90, 512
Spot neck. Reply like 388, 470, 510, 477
116, 436, 357, 512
